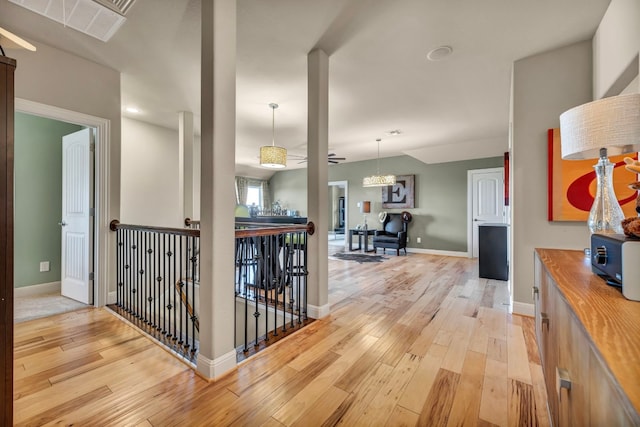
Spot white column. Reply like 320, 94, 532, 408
307, 48, 330, 318
197, 0, 237, 379
178, 111, 194, 222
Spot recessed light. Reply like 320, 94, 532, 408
427, 45, 453, 61
125, 107, 140, 113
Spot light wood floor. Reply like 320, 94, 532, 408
13, 253, 549, 426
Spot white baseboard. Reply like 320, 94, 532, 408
307, 303, 331, 319
108, 291, 117, 305
406, 248, 469, 258
512, 301, 534, 317
196, 349, 237, 381
14, 281, 61, 297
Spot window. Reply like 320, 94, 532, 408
246, 185, 261, 208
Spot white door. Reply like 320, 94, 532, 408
61, 128, 94, 304
470, 168, 505, 258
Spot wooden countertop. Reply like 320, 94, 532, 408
535, 248, 640, 416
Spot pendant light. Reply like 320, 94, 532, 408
260, 103, 287, 168
363, 138, 396, 187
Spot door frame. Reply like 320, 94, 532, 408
16, 99, 110, 307
329, 180, 348, 250
466, 167, 505, 259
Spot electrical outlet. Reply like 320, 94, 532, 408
39, 261, 50, 272
417, 237, 422, 243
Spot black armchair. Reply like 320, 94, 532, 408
373, 213, 408, 255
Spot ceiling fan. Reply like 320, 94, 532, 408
289, 153, 346, 164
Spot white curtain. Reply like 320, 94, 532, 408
235, 176, 249, 205
261, 180, 271, 211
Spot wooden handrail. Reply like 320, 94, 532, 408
110, 220, 314, 238
235, 222, 315, 238
109, 220, 200, 237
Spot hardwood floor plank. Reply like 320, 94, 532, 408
417, 368, 461, 426
13, 352, 104, 399
529, 362, 551, 427
320, 392, 357, 427
507, 323, 532, 385
508, 379, 539, 427
333, 330, 395, 393
520, 315, 541, 364
468, 325, 489, 355
380, 323, 423, 367
479, 359, 508, 426
478, 306, 507, 340
398, 351, 446, 413
14, 385, 112, 427
354, 353, 422, 424
480, 281, 496, 308
446, 350, 486, 427
334, 363, 395, 426
385, 405, 420, 427
486, 337, 507, 363
290, 385, 349, 427
441, 330, 472, 374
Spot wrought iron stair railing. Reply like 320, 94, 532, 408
109, 218, 314, 364
109, 220, 200, 362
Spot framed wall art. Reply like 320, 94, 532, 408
547, 128, 638, 221
382, 174, 415, 209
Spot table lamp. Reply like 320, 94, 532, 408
560, 93, 640, 234
360, 201, 371, 230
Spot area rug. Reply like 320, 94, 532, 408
331, 253, 386, 263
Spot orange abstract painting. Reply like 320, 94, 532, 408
548, 128, 639, 221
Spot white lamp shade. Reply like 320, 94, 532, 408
560, 93, 640, 160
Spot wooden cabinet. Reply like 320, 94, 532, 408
534, 249, 640, 426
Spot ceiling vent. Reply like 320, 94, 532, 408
8, 0, 136, 42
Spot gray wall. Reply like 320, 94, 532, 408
512, 40, 593, 306
14, 113, 83, 288
270, 155, 503, 252
121, 117, 182, 227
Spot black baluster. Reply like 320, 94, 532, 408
116, 229, 121, 308
127, 229, 132, 314
156, 232, 162, 331
135, 230, 140, 319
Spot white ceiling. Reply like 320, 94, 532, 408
0, 0, 611, 179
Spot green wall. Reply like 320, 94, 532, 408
270, 155, 503, 252
14, 113, 83, 288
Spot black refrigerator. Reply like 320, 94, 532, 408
478, 223, 509, 281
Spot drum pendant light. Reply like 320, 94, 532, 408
260, 103, 287, 168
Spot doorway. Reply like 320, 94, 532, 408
13, 115, 95, 321
467, 167, 506, 258
15, 99, 110, 310
328, 180, 348, 251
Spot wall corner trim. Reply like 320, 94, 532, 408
512, 301, 535, 317
307, 303, 331, 319
196, 350, 237, 381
